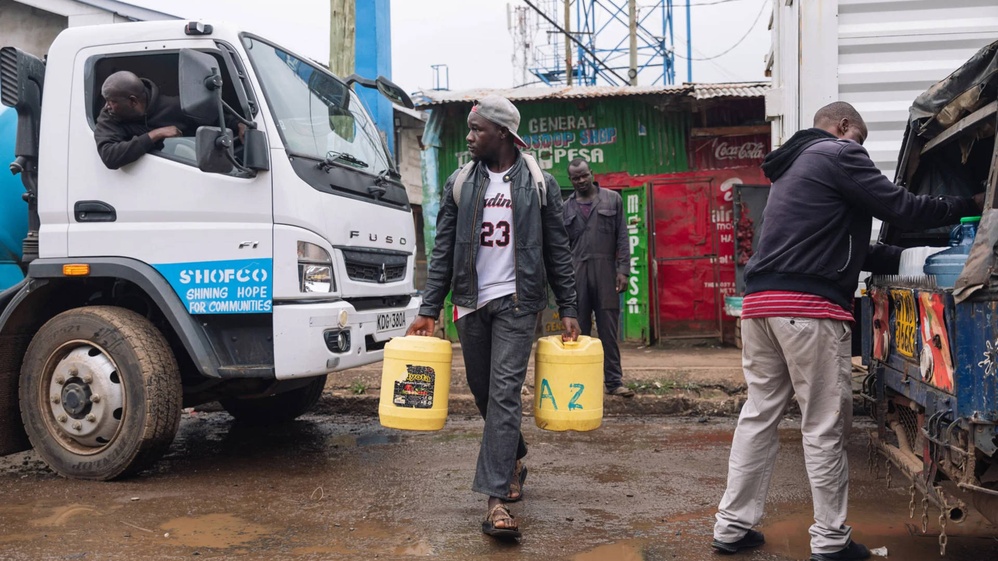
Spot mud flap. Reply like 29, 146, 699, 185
0, 334, 30, 455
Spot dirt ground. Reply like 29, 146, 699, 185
1, 412, 996, 561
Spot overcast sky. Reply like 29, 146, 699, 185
126, 0, 770, 92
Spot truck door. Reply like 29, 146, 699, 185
66, 44, 273, 315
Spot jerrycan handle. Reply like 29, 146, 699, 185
560, 336, 580, 348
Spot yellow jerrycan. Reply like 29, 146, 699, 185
533, 335, 604, 431
379, 336, 452, 431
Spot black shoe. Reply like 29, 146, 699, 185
711, 529, 765, 554
809, 541, 871, 561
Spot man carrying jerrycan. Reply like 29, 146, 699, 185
406, 95, 580, 540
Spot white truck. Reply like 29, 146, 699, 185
0, 20, 420, 479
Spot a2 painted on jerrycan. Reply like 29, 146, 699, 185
534, 335, 604, 432
924, 216, 980, 288
379, 336, 453, 431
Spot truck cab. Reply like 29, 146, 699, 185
864, 39, 998, 536
0, 21, 419, 480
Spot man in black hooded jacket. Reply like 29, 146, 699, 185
94, 70, 246, 170
710, 102, 981, 561
94, 71, 194, 170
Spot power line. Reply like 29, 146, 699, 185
674, 0, 768, 61
686, 0, 754, 6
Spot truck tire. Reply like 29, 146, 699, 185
220, 375, 327, 425
19, 306, 181, 480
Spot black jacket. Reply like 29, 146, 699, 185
745, 132, 977, 309
419, 153, 577, 319
93, 79, 198, 169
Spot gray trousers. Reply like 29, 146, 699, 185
576, 273, 623, 390
714, 316, 854, 554
455, 295, 534, 498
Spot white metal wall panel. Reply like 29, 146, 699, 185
770, 0, 998, 177
837, 0, 998, 176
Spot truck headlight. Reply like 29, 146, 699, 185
297, 242, 334, 293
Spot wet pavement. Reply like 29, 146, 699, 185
1, 412, 997, 560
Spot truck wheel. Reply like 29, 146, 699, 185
220, 375, 327, 425
19, 306, 181, 480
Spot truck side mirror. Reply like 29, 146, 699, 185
179, 49, 222, 124
375, 76, 413, 109
195, 126, 234, 173
243, 128, 270, 171
344, 73, 414, 109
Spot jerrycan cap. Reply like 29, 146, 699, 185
960, 216, 981, 224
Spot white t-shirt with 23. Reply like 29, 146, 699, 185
454, 166, 517, 320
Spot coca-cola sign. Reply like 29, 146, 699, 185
713, 139, 765, 161
691, 133, 770, 171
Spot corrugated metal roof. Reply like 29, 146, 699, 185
413, 82, 768, 108
690, 82, 770, 100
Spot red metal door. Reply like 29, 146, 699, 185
651, 179, 723, 340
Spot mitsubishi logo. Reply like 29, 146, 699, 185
378, 263, 387, 284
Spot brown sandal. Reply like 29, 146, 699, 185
506, 460, 527, 502
482, 502, 521, 539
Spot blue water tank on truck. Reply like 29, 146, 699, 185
0, 106, 27, 290
0, 21, 420, 480
862, 39, 998, 540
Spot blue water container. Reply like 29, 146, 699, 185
924, 216, 980, 288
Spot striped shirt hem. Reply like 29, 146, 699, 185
741, 291, 854, 322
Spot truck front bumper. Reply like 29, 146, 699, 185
273, 296, 421, 379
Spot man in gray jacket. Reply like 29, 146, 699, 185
407, 96, 579, 540
563, 158, 633, 397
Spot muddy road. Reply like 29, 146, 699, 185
1, 413, 996, 560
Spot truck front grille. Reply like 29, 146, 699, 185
341, 248, 408, 284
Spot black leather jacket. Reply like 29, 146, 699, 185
419, 153, 578, 319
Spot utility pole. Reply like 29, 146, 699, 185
628, 0, 637, 85
686, 0, 692, 82
564, 0, 573, 86
329, 0, 355, 77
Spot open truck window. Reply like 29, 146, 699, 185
85, 49, 250, 168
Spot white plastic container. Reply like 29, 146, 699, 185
898, 246, 947, 277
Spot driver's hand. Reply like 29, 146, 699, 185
148, 126, 182, 142
237, 123, 247, 143
150, 126, 182, 141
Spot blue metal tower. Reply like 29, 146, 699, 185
521, 0, 678, 87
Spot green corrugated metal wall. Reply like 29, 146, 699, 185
436, 97, 689, 188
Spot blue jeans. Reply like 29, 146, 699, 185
455, 295, 534, 498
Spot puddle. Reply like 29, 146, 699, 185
31, 504, 109, 527
761, 500, 998, 560
329, 433, 402, 448
570, 539, 646, 561
0, 532, 39, 545
393, 538, 435, 556
160, 513, 270, 548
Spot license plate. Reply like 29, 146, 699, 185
890, 289, 916, 359
377, 311, 407, 333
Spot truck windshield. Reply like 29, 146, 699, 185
241, 36, 392, 176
